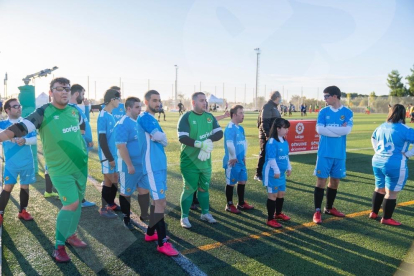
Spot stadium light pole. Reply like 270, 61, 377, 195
174, 65, 178, 104
254, 48, 260, 110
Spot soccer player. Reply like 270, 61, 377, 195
223, 105, 254, 214
137, 90, 178, 256
370, 104, 414, 225
0, 98, 37, 226
157, 101, 166, 122
109, 86, 125, 123
0, 77, 88, 262
313, 86, 353, 224
178, 101, 184, 116
115, 96, 150, 230
98, 89, 121, 218
178, 92, 223, 228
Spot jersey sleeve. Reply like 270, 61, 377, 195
177, 112, 190, 138
316, 108, 326, 126
139, 113, 161, 135
224, 125, 235, 143
212, 116, 221, 134
115, 121, 128, 144
266, 139, 277, 159
97, 114, 107, 134
405, 127, 414, 144
345, 108, 354, 127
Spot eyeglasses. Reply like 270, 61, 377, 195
323, 94, 332, 99
113, 97, 120, 101
10, 104, 22, 109
52, 86, 71, 92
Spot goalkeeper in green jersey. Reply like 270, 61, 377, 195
177, 92, 223, 228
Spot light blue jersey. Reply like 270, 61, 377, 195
0, 118, 36, 170
316, 106, 353, 159
223, 122, 247, 168
262, 138, 290, 191
137, 111, 167, 174
69, 103, 92, 151
101, 103, 125, 123
115, 115, 140, 170
97, 109, 117, 162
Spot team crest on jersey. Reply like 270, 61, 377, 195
160, 189, 164, 194
72, 110, 76, 116
207, 117, 212, 123
62, 196, 67, 201
5, 176, 9, 181
232, 178, 235, 182
340, 115, 345, 120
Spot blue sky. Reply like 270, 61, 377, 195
0, 0, 413, 102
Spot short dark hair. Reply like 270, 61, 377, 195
387, 104, 406, 124
268, 118, 291, 142
110, 86, 120, 91
144, 90, 160, 101
104, 89, 121, 104
270, 91, 281, 101
230, 105, 243, 118
323, 86, 341, 99
125, 97, 141, 109
192, 92, 205, 101
71, 84, 84, 95
4, 98, 18, 112
50, 77, 70, 90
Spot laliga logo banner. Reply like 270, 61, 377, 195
286, 120, 319, 153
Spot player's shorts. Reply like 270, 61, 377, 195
373, 165, 408, 192
146, 170, 167, 200
314, 156, 346, 179
101, 158, 118, 174
159, 109, 165, 113
50, 168, 87, 206
3, 167, 36, 185
181, 168, 211, 192
225, 164, 247, 185
262, 170, 286, 193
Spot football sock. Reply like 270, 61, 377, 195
197, 190, 210, 215
55, 209, 75, 248
155, 213, 166, 246
101, 186, 111, 207
267, 198, 276, 221
237, 184, 245, 205
275, 197, 284, 215
120, 195, 131, 223
326, 187, 337, 210
111, 183, 118, 204
147, 205, 156, 236
20, 188, 29, 212
68, 203, 81, 237
372, 191, 385, 214
180, 189, 194, 218
138, 193, 150, 219
382, 198, 396, 219
0, 190, 11, 213
314, 187, 324, 211
225, 185, 234, 204
45, 173, 53, 193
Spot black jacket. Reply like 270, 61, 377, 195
259, 100, 281, 139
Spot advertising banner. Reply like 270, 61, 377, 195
286, 119, 319, 153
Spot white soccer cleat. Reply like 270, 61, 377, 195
200, 213, 217, 224
180, 217, 192, 228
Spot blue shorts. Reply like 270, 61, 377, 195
314, 157, 346, 179
225, 164, 247, 185
4, 167, 36, 185
373, 165, 408, 192
101, 158, 118, 174
262, 171, 286, 193
146, 170, 167, 200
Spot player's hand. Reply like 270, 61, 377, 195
198, 149, 210, 161
195, 139, 213, 153
286, 170, 292, 177
84, 98, 90, 106
109, 160, 115, 169
228, 159, 237, 167
127, 165, 135, 174
273, 173, 280, 179
224, 111, 230, 118
16, 137, 26, 146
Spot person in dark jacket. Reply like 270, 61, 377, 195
255, 91, 282, 181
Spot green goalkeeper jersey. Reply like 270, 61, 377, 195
177, 111, 222, 170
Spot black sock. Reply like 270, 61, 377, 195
192, 192, 199, 204
147, 205, 156, 236
382, 199, 397, 219
138, 193, 150, 219
372, 192, 385, 214
119, 195, 131, 222
225, 185, 234, 204
20, 188, 29, 212
0, 190, 11, 214
326, 187, 337, 210
82, 198, 86, 203
45, 173, 53, 193
267, 199, 276, 221
314, 187, 325, 211
101, 186, 111, 207
275, 197, 284, 215
111, 183, 118, 204
237, 184, 245, 205
155, 214, 166, 247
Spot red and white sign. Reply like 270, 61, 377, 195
286, 119, 319, 153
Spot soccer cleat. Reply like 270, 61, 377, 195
274, 213, 291, 221
140, 215, 149, 221
237, 201, 255, 210
123, 220, 134, 230
145, 233, 170, 242
81, 200, 96, 208
267, 219, 282, 228
324, 207, 345, 217
18, 209, 34, 221
180, 217, 192, 228
313, 211, 322, 224
53, 245, 71, 262
157, 242, 179, 256
66, 234, 87, 248
190, 203, 198, 210
253, 175, 262, 181
200, 213, 217, 223
44, 191, 59, 198
225, 204, 241, 214
369, 212, 378, 219
107, 203, 121, 211
381, 218, 402, 226
99, 207, 118, 219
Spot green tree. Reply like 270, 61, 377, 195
406, 65, 414, 96
387, 70, 406, 96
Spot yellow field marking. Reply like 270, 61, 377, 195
181, 200, 414, 255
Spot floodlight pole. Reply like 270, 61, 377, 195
174, 65, 178, 103
254, 48, 260, 110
